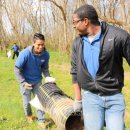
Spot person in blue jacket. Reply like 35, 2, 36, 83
14, 33, 50, 130
11, 43, 20, 59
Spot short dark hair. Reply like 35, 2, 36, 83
74, 4, 100, 25
33, 33, 45, 43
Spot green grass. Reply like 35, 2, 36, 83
123, 59, 130, 72
0, 51, 130, 130
0, 51, 72, 130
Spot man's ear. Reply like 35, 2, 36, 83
84, 18, 89, 25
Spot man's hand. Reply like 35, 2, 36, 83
73, 100, 82, 112
45, 77, 55, 83
24, 82, 32, 90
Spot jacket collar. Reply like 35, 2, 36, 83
28, 45, 46, 56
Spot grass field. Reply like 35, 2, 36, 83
0, 51, 130, 130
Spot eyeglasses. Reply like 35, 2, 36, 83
72, 18, 84, 25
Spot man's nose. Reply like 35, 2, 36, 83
73, 24, 76, 28
39, 45, 44, 48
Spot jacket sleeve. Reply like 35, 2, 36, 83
122, 32, 130, 65
42, 63, 50, 77
70, 38, 78, 84
14, 66, 26, 85
14, 50, 28, 84
42, 53, 50, 77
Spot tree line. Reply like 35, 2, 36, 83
0, 0, 130, 53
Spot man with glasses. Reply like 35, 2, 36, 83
71, 4, 130, 130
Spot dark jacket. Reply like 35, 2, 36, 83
71, 22, 130, 96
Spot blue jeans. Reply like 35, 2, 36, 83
20, 81, 45, 123
82, 90, 125, 130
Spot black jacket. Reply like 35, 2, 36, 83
71, 22, 130, 96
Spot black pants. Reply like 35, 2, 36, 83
12, 51, 19, 59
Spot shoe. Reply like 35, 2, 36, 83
26, 115, 36, 123
38, 122, 46, 130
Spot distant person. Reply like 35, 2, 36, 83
11, 43, 20, 59
14, 33, 54, 130
71, 4, 130, 130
